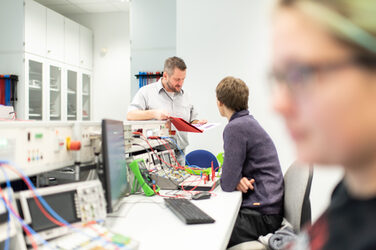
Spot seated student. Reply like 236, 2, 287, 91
216, 76, 284, 248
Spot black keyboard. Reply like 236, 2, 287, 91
164, 198, 215, 224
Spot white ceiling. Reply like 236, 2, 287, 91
34, 0, 129, 15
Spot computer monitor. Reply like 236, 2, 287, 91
101, 119, 129, 213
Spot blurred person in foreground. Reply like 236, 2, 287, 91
271, 0, 376, 249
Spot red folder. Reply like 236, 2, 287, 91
169, 116, 203, 133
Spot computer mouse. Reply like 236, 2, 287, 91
192, 191, 211, 200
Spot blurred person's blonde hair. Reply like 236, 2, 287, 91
277, 0, 376, 66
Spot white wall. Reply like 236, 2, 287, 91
67, 12, 130, 121
177, 0, 343, 222
177, 0, 290, 167
130, 0, 176, 97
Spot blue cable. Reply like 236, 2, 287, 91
138, 71, 142, 88
0, 161, 117, 248
0, 161, 71, 227
0, 167, 50, 247
0, 197, 50, 247
160, 136, 191, 166
142, 72, 146, 87
5, 76, 11, 106
160, 137, 209, 175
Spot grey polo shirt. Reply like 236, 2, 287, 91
128, 79, 199, 149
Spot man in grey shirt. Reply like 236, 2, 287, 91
127, 56, 206, 165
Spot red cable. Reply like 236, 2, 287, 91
159, 138, 221, 193
1, 164, 119, 247
143, 137, 199, 194
159, 138, 208, 171
209, 179, 217, 192
180, 175, 205, 192
140, 135, 184, 170
141, 136, 212, 194
86, 224, 118, 249
2, 164, 66, 227
157, 138, 184, 169
148, 139, 205, 193
0, 187, 38, 250
157, 138, 207, 172
152, 185, 183, 198
141, 135, 209, 173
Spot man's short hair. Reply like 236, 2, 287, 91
164, 57, 187, 76
216, 76, 249, 112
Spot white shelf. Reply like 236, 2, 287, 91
29, 113, 41, 117
67, 90, 76, 95
50, 114, 60, 118
29, 85, 41, 90
82, 92, 89, 96
50, 87, 60, 92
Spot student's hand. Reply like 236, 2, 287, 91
153, 110, 169, 120
236, 178, 255, 193
191, 119, 208, 125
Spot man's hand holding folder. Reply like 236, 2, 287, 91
169, 116, 204, 133
169, 117, 217, 133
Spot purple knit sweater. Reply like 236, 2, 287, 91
220, 110, 284, 215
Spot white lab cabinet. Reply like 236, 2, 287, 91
25, 0, 46, 56
66, 69, 78, 121
17, 54, 92, 121
81, 72, 91, 121
48, 62, 63, 120
79, 26, 93, 70
46, 9, 65, 61
26, 55, 45, 120
64, 18, 80, 66
0, 0, 93, 121
65, 68, 92, 121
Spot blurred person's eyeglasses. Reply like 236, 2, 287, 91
269, 55, 376, 95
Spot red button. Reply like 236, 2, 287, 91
69, 141, 81, 151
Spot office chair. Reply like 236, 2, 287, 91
185, 149, 220, 171
283, 161, 313, 233
227, 161, 314, 250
